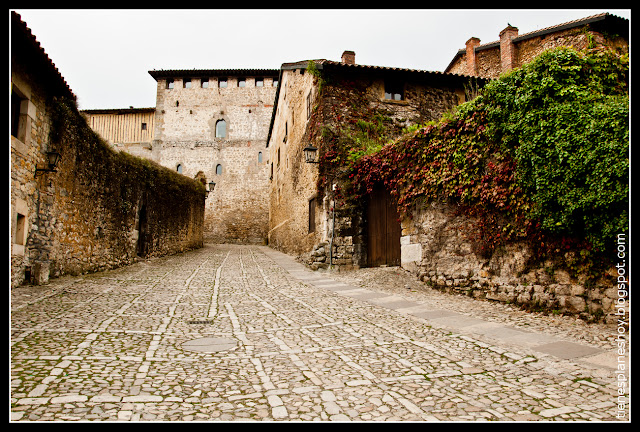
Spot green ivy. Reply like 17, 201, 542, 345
336, 46, 628, 274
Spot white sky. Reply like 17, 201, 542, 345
12, 8, 631, 110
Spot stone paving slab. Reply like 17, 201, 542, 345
11, 244, 629, 422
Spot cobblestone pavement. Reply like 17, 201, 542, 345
11, 244, 630, 422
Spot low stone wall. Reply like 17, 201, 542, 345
399, 201, 625, 324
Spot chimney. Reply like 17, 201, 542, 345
499, 25, 518, 73
465, 37, 481, 76
341, 50, 356, 65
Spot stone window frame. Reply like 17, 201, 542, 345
11, 79, 36, 256
215, 118, 227, 138
12, 198, 29, 256
383, 80, 406, 102
10, 80, 35, 148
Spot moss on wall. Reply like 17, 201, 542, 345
46, 97, 205, 277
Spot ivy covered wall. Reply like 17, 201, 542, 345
340, 46, 628, 322
41, 97, 206, 279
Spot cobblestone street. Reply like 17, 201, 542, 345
11, 244, 628, 422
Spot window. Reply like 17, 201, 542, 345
307, 91, 312, 120
219, 78, 227, 88
201, 78, 209, 88
15, 213, 26, 246
273, 79, 278, 87
11, 90, 24, 139
184, 79, 192, 89
308, 198, 316, 233
216, 164, 223, 175
256, 78, 264, 87
283, 122, 288, 143
384, 81, 404, 101
258, 151, 263, 163
238, 78, 246, 88
176, 164, 183, 174
216, 119, 227, 138
167, 79, 175, 89
141, 123, 147, 131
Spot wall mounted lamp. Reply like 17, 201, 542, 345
303, 145, 319, 164
34, 150, 62, 178
205, 181, 216, 198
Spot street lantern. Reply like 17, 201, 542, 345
303, 145, 319, 164
35, 150, 62, 177
205, 181, 216, 198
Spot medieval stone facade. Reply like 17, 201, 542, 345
267, 52, 472, 268
11, 12, 205, 287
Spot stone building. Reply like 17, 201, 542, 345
445, 12, 629, 78
11, 12, 205, 287
267, 51, 475, 268
145, 69, 279, 244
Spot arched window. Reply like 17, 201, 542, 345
216, 119, 226, 138
176, 164, 183, 174
216, 164, 223, 175
258, 151, 263, 163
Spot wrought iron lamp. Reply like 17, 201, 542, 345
205, 181, 216, 198
34, 150, 61, 178
303, 145, 319, 164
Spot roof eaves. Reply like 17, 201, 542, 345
148, 68, 280, 80
11, 11, 75, 100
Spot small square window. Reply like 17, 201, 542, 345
219, 78, 227, 88
141, 123, 147, 131
167, 79, 175, 89
384, 82, 404, 100
256, 78, 264, 87
238, 78, 246, 87
201, 78, 209, 88
184, 79, 192, 89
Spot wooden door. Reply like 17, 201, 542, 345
367, 187, 401, 267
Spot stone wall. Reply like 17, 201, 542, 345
151, 73, 277, 244
279, 61, 468, 269
11, 12, 206, 287
399, 202, 624, 323
268, 65, 324, 255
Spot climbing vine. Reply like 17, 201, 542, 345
310, 46, 628, 276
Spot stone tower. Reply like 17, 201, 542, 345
148, 69, 279, 244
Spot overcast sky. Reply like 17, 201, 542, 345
12, 8, 631, 110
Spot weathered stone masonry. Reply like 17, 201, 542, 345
11, 12, 205, 287
149, 70, 279, 244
